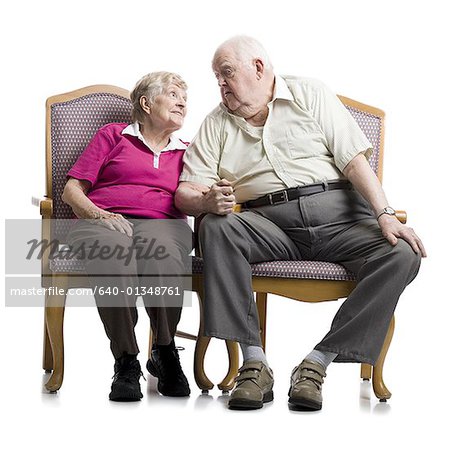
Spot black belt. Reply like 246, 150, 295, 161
242, 180, 352, 209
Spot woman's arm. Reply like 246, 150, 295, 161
62, 178, 133, 235
62, 178, 105, 219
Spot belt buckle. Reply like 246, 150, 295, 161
268, 190, 289, 205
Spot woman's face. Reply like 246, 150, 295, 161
149, 84, 187, 131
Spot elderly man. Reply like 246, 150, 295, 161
175, 36, 426, 411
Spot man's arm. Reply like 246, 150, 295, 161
343, 154, 426, 257
175, 179, 236, 217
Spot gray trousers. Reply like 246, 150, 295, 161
199, 188, 421, 365
67, 219, 192, 359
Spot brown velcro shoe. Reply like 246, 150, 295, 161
288, 360, 326, 411
228, 360, 274, 410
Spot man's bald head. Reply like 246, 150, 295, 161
213, 35, 273, 70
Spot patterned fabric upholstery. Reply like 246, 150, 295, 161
50, 92, 132, 240
193, 257, 356, 281
49, 257, 85, 273
50, 256, 356, 281
346, 105, 381, 174
48, 93, 380, 282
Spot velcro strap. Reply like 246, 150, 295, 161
298, 361, 326, 378
238, 361, 263, 373
300, 370, 325, 385
236, 371, 259, 382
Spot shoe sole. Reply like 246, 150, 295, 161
288, 396, 322, 411
109, 389, 143, 402
228, 390, 274, 410
146, 359, 190, 397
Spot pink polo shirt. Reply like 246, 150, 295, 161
67, 122, 188, 219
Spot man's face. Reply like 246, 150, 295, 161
212, 48, 260, 117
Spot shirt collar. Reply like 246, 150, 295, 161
121, 122, 188, 153
271, 74, 294, 102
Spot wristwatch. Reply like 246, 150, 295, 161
376, 206, 396, 220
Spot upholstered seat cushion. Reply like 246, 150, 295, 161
191, 257, 356, 281
49, 257, 86, 273
50, 255, 355, 281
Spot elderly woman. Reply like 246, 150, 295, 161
62, 72, 192, 401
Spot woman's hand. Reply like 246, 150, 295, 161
89, 211, 134, 237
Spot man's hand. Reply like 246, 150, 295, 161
343, 154, 427, 258
202, 179, 236, 215
378, 214, 427, 257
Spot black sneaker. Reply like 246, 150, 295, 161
109, 355, 144, 402
146, 341, 190, 397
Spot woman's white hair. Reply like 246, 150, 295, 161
130, 71, 187, 124
214, 35, 273, 69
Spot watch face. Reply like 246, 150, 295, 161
386, 207, 396, 215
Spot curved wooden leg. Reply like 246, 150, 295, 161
217, 340, 239, 392
256, 292, 268, 351
44, 282, 67, 392
194, 335, 214, 392
360, 363, 372, 381
42, 313, 53, 372
148, 328, 154, 359
193, 287, 214, 392
373, 316, 395, 401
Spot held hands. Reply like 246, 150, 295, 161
377, 214, 427, 257
89, 210, 134, 237
202, 179, 236, 215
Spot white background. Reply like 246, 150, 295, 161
1, 0, 448, 447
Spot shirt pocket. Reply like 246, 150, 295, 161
286, 125, 326, 159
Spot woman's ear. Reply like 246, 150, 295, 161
140, 96, 151, 114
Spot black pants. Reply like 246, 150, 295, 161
67, 218, 192, 359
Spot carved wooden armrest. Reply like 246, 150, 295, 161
395, 210, 407, 224
32, 196, 53, 218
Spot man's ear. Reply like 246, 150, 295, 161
255, 58, 265, 80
